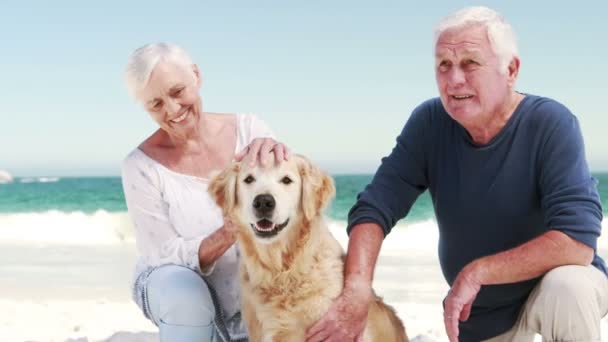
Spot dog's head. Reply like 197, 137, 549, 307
209, 154, 335, 243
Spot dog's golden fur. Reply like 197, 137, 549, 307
209, 155, 408, 342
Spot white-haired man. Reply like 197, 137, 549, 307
306, 6, 607, 342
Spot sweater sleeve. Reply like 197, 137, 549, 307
347, 102, 432, 236
538, 103, 603, 249
121, 152, 210, 274
244, 113, 276, 143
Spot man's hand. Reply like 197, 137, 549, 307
444, 264, 483, 342
306, 281, 372, 342
234, 137, 290, 167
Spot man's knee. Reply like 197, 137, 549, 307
521, 265, 606, 340
537, 265, 596, 304
147, 265, 216, 326
525, 265, 600, 327
532, 265, 598, 310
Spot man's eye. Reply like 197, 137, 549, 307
244, 175, 255, 184
281, 176, 292, 185
438, 61, 451, 71
152, 101, 162, 109
172, 88, 184, 96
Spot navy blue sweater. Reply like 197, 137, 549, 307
348, 95, 605, 341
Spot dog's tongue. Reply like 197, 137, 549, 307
256, 219, 274, 231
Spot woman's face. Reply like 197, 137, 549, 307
140, 61, 203, 137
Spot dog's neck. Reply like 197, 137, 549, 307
237, 216, 326, 283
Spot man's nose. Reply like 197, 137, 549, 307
447, 67, 466, 86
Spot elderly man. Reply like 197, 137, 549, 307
306, 6, 607, 342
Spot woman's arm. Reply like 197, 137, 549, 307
122, 153, 233, 275
197, 219, 237, 272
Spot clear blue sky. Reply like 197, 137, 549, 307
1, 0, 606, 176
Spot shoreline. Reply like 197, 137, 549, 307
2, 224, 607, 341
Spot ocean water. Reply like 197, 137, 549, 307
1, 176, 607, 342
0, 175, 437, 219
0, 173, 606, 245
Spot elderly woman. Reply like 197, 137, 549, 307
121, 43, 288, 341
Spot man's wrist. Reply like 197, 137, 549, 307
463, 258, 488, 286
344, 275, 373, 299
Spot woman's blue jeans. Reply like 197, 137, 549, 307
145, 264, 217, 342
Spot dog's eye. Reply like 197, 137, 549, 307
244, 175, 255, 184
281, 176, 293, 185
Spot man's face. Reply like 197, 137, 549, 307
435, 25, 517, 126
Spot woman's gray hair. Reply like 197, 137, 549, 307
124, 42, 194, 101
434, 6, 518, 74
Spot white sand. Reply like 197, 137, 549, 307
1, 217, 607, 341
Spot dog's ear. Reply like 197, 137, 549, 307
208, 162, 240, 215
297, 155, 335, 221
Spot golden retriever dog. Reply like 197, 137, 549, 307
209, 155, 408, 342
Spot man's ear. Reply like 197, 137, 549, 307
507, 56, 520, 88
208, 162, 240, 214
297, 155, 335, 222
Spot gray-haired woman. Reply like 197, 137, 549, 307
121, 42, 289, 341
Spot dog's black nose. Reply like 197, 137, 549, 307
253, 194, 275, 216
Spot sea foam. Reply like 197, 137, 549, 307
0, 210, 134, 245
0, 211, 606, 252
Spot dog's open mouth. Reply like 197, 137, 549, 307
250, 218, 290, 238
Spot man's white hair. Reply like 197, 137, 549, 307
434, 6, 518, 73
124, 42, 194, 101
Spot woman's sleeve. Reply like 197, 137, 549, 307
244, 113, 276, 143
121, 154, 214, 275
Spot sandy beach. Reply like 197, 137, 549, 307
1, 217, 607, 342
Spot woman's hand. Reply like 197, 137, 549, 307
222, 217, 239, 243
235, 137, 290, 167
198, 217, 240, 271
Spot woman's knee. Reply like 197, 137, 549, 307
146, 265, 216, 327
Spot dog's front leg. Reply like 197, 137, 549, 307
241, 295, 263, 342
269, 330, 305, 342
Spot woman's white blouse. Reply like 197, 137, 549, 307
121, 113, 274, 319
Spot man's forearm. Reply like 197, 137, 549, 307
468, 230, 594, 285
343, 223, 384, 292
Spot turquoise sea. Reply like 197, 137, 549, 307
1, 173, 607, 220
0, 172, 607, 328
0, 172, 608, 228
